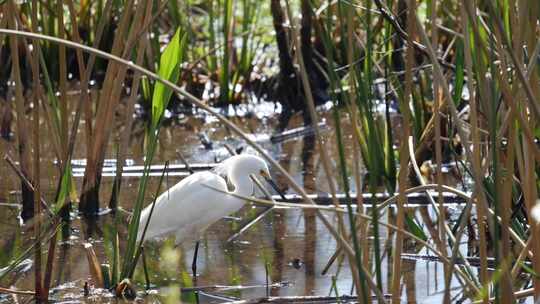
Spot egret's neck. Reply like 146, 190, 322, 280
229, 172, 254, 198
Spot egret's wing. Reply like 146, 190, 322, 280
137, 171, 229, 242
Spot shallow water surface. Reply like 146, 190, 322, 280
0, 104, 466, 303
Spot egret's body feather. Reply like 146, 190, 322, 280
137, 155, 270, 244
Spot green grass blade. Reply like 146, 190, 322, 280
219, 0, 233, 103
452, 39, 465, 106
167, 0, 181, 29
405, 214, 428, 242
151, 28, 186, 128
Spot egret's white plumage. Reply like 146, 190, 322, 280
137, 154, 271, 244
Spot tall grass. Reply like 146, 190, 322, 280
297, 0, 538, 302
6, 0, 268, 214
1, 26, 387, 301
1, 0, 540, 303
6, 0, 34, 221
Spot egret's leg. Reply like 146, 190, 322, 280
192, 241, 200, 278
191, 241, 200, 304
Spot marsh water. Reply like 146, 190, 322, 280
0, 98, 467, 303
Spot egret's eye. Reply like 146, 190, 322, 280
259, 169, 270, 178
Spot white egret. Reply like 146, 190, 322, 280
136, 154, 281, 276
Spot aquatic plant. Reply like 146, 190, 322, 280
0, 0, 539, 303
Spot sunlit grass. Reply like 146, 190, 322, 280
0, 0, 539, 303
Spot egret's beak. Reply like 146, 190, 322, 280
260, 171, 287, 201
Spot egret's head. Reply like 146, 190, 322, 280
223, 154, 286, 199
232, 154, 270, 180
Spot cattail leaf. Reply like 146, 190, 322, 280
151, 28, 186, 128
405, 214, 427, 242
452, 39, 465, 106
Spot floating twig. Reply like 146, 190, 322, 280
180, 282, 290, 293
270, 122, 326, 143
270, 191, 467, 206
176, 151, 194, 174
400, 253, 501, 268
0, 287, 35, 296
198, 291, 238, 302
71, 163, 215, 173
223, 294, 393, 304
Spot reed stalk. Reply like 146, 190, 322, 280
84, 243, 105, 287
83, 0, 113, 154
28, 0, 43, 300
219, 0, 234, 104
208, 0, 217, 72
390, 0, 414, 299
288, 3, 376, 301
315, 1, 365, 299
459, 4, 489, 302
57, 0, 68, 157
79, 0, 136, 215
428, 1, 450, 301
6, 8, 539, 298
109, 0, 153, 211
7, 0, 34, 221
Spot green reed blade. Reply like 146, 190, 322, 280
453, 39, 465, 106
219, 0, 233, 103
151, 28, 186, 128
